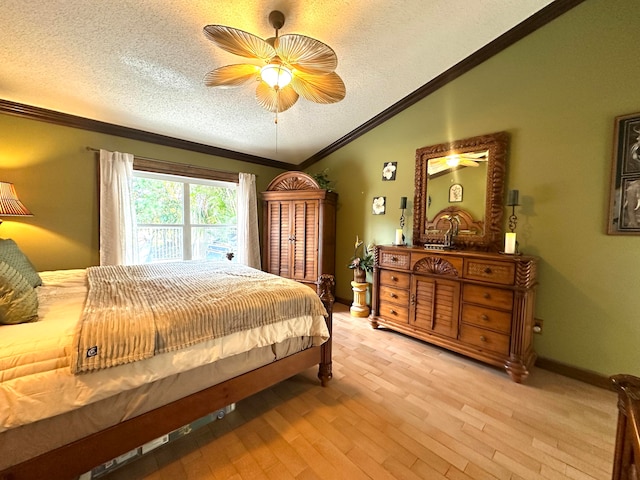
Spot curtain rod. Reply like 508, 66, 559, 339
85, 146, 243, 178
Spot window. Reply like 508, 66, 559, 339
132, 170, 237, 263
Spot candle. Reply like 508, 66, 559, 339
504, 232, 517, 254
400, 197, 407, 209
507, 189, 519, 206
395, 229, 404, 245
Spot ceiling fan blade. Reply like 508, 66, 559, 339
256, 83, 299, 113
204, 64, 260, 88
203, 25, 275, 61
290, 71, 345, 104
460, 151, 488, 160
459, 160, 480, 167
276, 34, 338, 75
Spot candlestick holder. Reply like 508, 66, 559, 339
394, 197, 407, 245
508, 204, 518, 233
504, 189, 520, 254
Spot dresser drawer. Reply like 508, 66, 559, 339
459, 324, 510, 356
461, 304, 512, 334
380, 270, 411, 289
463, 284, 513, 311
379, 301, 409, 323
379, 285, 410, 306
464, 259, 515, 285
379, 250, 411, 270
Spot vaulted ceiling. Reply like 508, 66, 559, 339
1, 1, 570, 166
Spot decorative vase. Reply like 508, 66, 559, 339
353, 268, 366, 283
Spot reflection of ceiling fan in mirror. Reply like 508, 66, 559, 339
427, 151, 488, 176
203, 11, 346, 113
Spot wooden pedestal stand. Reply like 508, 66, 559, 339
350, 281, 370, 317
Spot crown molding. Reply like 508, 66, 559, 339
0, 99, 290, 170
299, 0, 586, 169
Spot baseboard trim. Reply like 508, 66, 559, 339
336, 297, 351, 307
334, 304, 612, 390
535, 356, 612, 390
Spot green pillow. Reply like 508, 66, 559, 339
0, 261, 38, 325
0, 238, 42, 287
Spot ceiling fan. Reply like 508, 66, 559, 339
427, 151, 488, 176
203, 11, 346, 113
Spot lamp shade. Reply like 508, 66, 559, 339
260, 63, 293, 89
0, 182, 32, 217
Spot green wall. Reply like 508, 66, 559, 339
309, 0, 640, 377
427, 164, 487, 221
0, 115, 284, 270
1, 0, 638, 378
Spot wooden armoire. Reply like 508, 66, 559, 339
261, 171, 337, 288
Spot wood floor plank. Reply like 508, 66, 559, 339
283, 431, 342, 479
103, 303, 618, 480
461, 461, 507, 480
235, 429, 279, 473
254, 424, 307, 478
264, 461, 296, 480
397, 421, 469, 472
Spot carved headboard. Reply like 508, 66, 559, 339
425, 207, 484, 245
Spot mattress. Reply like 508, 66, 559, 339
0, 268, 330, 433
1, 336, 313, 469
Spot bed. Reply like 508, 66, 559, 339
0, 258, 334, 480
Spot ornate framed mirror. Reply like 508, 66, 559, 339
412, 131, 509, 251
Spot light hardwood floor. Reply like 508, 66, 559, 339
103, 303, 618, 480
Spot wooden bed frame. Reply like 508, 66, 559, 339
0, 275, 335, 480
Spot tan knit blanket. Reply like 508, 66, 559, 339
71, 262, 327, 374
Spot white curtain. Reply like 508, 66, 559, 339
99, 149, 137, 266
237, 172, 261, 269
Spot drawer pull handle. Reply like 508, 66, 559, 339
484, 267, 492, 274
480, 335, 487, 342
390, 293, 397, 298
390, 309, 397, 315
391, 256, 398, 262
481, 314, 489, 321
483, 293, 490, 299
391, 276, 397, 281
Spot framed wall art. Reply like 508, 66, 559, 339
607, 112, 640, 234
449, 183, 463, 203
382, 162, 397, 181
372, 196, 386, 215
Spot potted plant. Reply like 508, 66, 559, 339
348, 236, 374, 282
311, 168, 335, 191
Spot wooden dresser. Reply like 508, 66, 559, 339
261, 171, 337, 288
611, 374, 640, 480
370, 245, 538, 382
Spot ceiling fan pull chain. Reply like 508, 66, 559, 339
275, 107, 279, 153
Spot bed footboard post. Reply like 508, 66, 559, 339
317, 274, 335, 386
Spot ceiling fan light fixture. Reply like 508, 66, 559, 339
260, 62, 292, 89
203, 10, 345, 111
445, 155, 460, 167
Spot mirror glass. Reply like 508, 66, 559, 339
413, 131, 509, 251
425, 151, 488, 228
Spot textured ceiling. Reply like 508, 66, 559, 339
0, 0, 554, 165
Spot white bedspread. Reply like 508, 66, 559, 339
0, 269, 329, 432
